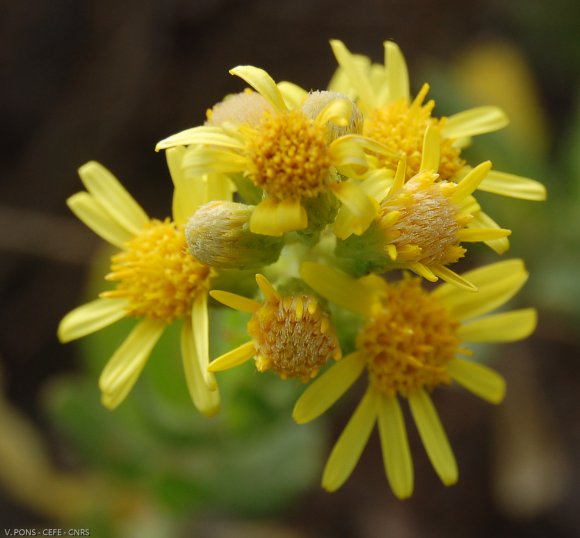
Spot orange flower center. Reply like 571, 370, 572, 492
247, 294, 341, 381
363, 89, 465, 180
357, 278, 460, 397
102, 220, 210, 322
246, 111, 332, 201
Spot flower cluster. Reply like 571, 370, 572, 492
59, 40, 545, 498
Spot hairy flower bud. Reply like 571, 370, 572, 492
302, 90, 364, 142
186, 201, 283, 270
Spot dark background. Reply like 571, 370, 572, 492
1, 0, 579, 536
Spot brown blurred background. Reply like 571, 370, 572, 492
1, 0, 579, 536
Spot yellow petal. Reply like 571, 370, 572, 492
300, 262, 375, 317
384, 41, 410, 103
388, 159, 407, 195
331, 181, 378, 238
328, 53, 372, 99
229, 65, 288, 112
249, 198, 306, 236
293, 352, 366, 424
333, 206, 360, 241
346, 134, 403, 160
442, 106, 509, 139
333, 168, 393, 239
322, 388, 377, 492
101, 370, 141, 411
208, 341, 255, 372
451, 161, 492, 204
101, 364, 143, 410
458, 308, 537, 342
255, 273, 279, 302
328, 137, 369, 178
166, 146, 187, 190
432, 259, 528, 321
408, 389, 458, 486
448, 358, 506, 404
99, 319, 164, 407
372, 64, 390, 106
420, 125, 440, 172
276, 199, 308, 233
182, 146, 247, 176
78, 161, 149, 235
315, 97, 352, 127
478, 170, 547, 201
329, 40, 377, 108
278, 80, 308, 109
156, 126, 244, 151
456, 227, 511, 242
377, 393, 413, 499
210, 290, 261, 313
359, 169, 394, 203
181, 319, 220, 416
205, 172, 235, 202
67, 192, 133, 248
469, 210, 510, 254
166, 147, 207, 224
408, 262, 438, 282
58, 298, 128, 343
431, 265, 478, 292
191, 294, 214, 390
249, 198, 282, 236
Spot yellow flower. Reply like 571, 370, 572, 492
156, 65, 396, 237
208, 274, 341, 381
335, 126, 512, 290
58, 154, 227, 415
329, 40, 546, 201
295, 259, 537, 498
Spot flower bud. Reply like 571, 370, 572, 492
302, 90, 364, 142
206, 91, 273, 127
186, 201, 283, 270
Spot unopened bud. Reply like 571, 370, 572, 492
186, 201, 283, 270
206, 91, 273, 127
302, 90, 364, 142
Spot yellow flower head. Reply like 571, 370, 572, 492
156, 65, 396, 237
244, 108, 333, 201
208, 274, 341, 381
296, 260, 537, 498
336, 126, 512, 289
57, 156, 227, 415
101, 218, 210, 322
329, 40, 546, 201
365, 83, 465, 180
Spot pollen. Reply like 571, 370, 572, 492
101, 220, 211, 323
380, 172, 469, 266
247, 294, 341, 381
364, 87, 464, 180
245, 110, 332, 201
357, 278, 460, 397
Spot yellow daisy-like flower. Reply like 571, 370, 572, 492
207, 274, 342, 382
329, 39, 546, 201
58, 153, 227, 415
156, 65, 395, 237
295, 259, 537, 498
336, 126, 512, 289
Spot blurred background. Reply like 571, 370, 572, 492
1, 0, 579, 536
